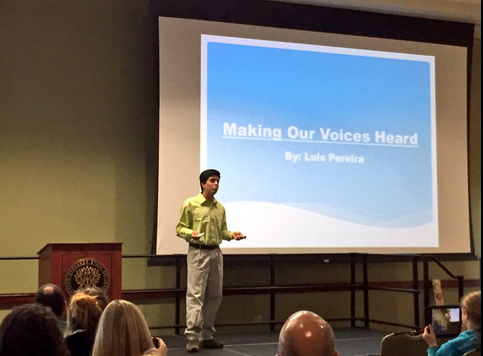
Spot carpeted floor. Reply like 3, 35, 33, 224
157, 327, 385, 356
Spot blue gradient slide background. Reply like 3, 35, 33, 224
203, 38, 436, 232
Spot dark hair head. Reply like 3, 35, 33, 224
0, 304, 69, 356
34, 283, 66, 317
199, 169, 220, 192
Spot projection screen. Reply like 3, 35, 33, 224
156, 16, 471, 256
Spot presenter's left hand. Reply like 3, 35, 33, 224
232, 232, 245, 240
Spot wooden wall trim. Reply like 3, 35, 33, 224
0, 279, 479, 306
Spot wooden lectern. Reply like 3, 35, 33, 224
37, 243, 123, 301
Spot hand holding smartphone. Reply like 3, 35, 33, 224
152, 337, 160, 348
151, 337, 168, 356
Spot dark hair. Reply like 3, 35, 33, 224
199, 169, 220, 193
34, 283, 66, 317
0, 304, 70, 356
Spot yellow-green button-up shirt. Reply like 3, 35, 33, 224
176, 193, 233, 245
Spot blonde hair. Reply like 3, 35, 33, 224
461, 291, 481, 331
65, 292, 103, 336
82, 286, 110, 311
91, 299, 153, 356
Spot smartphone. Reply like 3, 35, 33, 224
152, 337, 160, 348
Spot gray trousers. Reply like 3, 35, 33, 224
185, 245, 223, 341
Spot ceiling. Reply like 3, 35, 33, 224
269, 0, 481, 38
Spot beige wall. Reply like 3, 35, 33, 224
0, 0, 480, 332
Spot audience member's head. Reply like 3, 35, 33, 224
34, 283, 66, 318
64, 288, 109, 356
461, 291, 481, 332
91, 299, 155, 356
277, 310, 340, 356
0, 304, 70, 356
82, 286, 110, 311
66, 291, 104, 335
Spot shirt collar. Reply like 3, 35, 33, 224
196, 193, 217, 205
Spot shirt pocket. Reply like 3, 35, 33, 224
210, 214, 223, 230
195, 216, 210, 232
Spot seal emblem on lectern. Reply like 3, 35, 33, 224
64, 258, 110, 296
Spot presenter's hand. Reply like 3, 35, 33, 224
191, 231, 201, 240
232, 232, 245, 240
423, 325, 437, 347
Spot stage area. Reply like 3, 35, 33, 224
160, 327, 385, 355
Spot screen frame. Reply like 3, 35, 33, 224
429, 304, 463, 337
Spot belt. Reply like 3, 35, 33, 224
189, 243, 219, 251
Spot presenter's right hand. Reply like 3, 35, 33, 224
191, 231, 201, 240
232, 231, 245, 240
